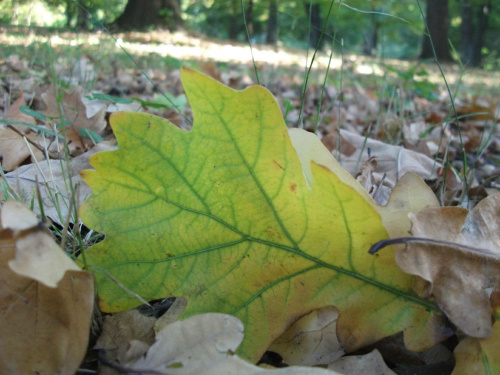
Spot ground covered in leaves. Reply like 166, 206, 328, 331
0, 28, 499, 375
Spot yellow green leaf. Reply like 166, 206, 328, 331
452, 299, 500, 375
80, 68, 444, 361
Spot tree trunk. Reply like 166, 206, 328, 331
229, 0, 240, 39
460, 0, 492, 67
65, 0, 76, 28
63, 0, 88, 29
472, 0, 491, 66
461, 0, 474, 64
114, 0, 182, 31
266, 0, 278, 45
305, 2, 322, 49
246, 0, 254, 38
420, 0, 452, 61
76, 5, 88, 29
363, 27, 378, 56
363, 14, 379, 56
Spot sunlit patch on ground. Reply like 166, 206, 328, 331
1, 27, 499, 92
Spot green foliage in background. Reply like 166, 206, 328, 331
0, 0, 125, 29
184, 0, 424, 57
0, 0, 499, 65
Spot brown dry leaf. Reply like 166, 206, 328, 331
97, 309, 156, 348
452, 292, 500, 375
327, 349, 395, 375
338, 129, 439, 190
0, 200, 93, 375
425, 110, 445, 125
0, 127, 45, 171
63, 56, 96, 86
3, 142, 116, 223
9, 231, 80, 287
82, 95, 142, 115
199, 61, 222, 82
96, 309, 157, 369
62, 126, 87, 155
153, 297, 187, 333
268, 306, 343, 366
395, 193, 500, 338
457, 101, 499, 122
96, 298, 187, 375
2, 201, 79, 288
4, 95, 36, 134
356, 156, 378, 195
121, 313, 342, 375
321, 132, 357, 156
6, 54, 28, 72
1, 200, 39, 230
40, 85, 107, 154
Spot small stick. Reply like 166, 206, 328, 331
7, 124, 62, 159
369, 236, 494, 256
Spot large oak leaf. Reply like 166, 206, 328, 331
80, 68, 446, 361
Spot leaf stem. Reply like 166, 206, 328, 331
369, 236, 494, 256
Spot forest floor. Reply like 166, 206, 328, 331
2, 27, 499, 207
1, 27, 499, 375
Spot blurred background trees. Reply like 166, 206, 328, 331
0, 0, 498, 68
420, 0, 453, 61
114, 0, 182, 30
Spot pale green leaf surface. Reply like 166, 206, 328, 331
80, 68, 442, 361
452, 304, 500, 375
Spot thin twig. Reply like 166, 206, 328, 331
7, 125, 62, 160
92, 266, 152, 308
369, 236, 495, 256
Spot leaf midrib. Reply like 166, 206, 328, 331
98, 156, 438, 312
199, 84, 301, 254
104, 103, 439, 312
